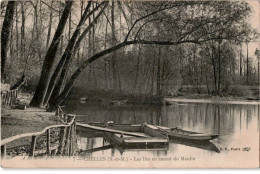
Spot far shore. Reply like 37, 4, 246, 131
164, 97, 260, 105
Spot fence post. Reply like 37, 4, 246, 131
29, 136, 37, 157
46, 129, 51, 155
57, 127, 66, 156
6, 92, 9, 107
63, 125, 71, 155
70, 119, 76, 156
69, 124, 73, 156
1, 145, 6, 159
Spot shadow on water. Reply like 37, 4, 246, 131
64, 100, 259, 158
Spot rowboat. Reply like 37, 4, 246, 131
76, 123, 169, 148
145, 124, 219, 141
77, 122, 219, 141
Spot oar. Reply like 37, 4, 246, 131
77, 123, 149, 138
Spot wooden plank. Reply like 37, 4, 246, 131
77, 123, 149, 138
124, 138, 168, 143
107, 125, 141, 132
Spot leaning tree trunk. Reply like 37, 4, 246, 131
47, 38, 203, 111
1, 1, 15, 81
47, 41, 133, 111
30, 1, 73, 107
43, 2, 107, 106
44, 3, 107, 106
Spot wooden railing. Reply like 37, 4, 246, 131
1, 88, 19, 108
1, 107, 76, 158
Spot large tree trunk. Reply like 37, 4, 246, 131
44, 2, 107, 106
30, 1, 73, 107
43, 2, 92, 105
1, 1, 15, 81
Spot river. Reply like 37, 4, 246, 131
64, 100, 260, 167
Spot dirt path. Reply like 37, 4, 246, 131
1, 107, 62, 148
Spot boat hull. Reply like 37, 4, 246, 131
77, 122, 218, 141
146, 124, 219, 141
77, 123, 169, 148
166, 132, 218, 141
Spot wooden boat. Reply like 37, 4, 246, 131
145, 124, 219, 141
76, 123, 219, 153
76, 123, 169, 148
78, 122, 219, 141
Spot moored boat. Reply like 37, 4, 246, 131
145, 124, 219, 141
76, 123, 169, 148
77, 121, 219, 141
77, 121, 218, 141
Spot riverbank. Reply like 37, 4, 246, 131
164, 97, 260, 105
165, 93, 259, 104
68, 88, 259, 106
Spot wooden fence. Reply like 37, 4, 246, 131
1, 107, 77, 159
1, 88, 19, 107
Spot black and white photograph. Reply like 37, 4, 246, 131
0, 0, 259, 168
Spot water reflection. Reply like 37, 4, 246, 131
64, 101, 259, 162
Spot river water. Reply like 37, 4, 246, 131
64, 100, 260, 168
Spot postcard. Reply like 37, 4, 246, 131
1, 0, 259, 168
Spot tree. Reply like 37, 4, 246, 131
1, 1, 15, 81
45, 1, 254, 111
30, 1, 73, 107
43, 1, 108, 106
